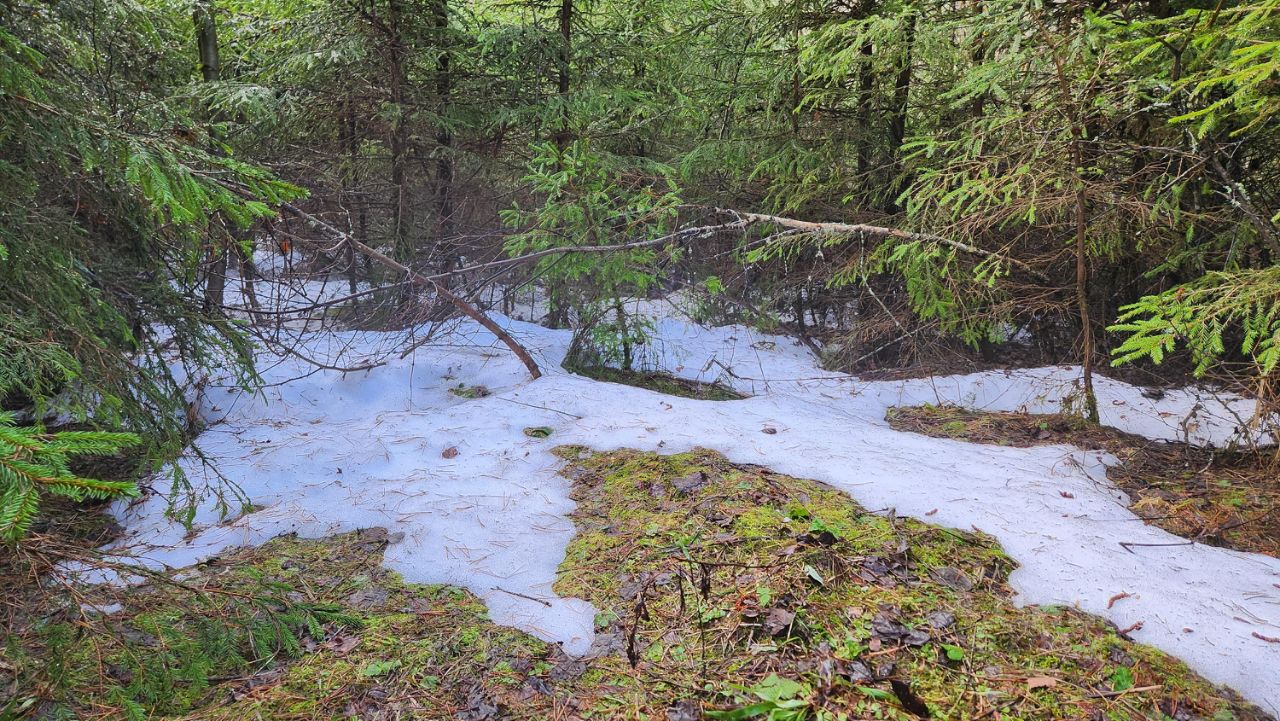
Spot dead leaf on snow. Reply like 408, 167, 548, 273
1107, 592, 1131, 609
441, 446, 459, 459
1118, 620, 1144, 636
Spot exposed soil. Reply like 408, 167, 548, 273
885, 405, 1279, 558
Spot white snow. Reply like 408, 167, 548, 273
96, 309, 1280, 713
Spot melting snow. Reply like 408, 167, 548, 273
99, 311, 1279, 713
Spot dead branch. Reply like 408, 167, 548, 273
417, 222, 730, 281
277, 202, 545, 379
712, 208, 1052, 282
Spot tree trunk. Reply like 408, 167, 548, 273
387, 0, 412, 266
1073, 158, 1099, 423
555, 0, 572, 149
855, 40, 874, 178
1046, 28, 1101, 424
886, 11, 916, 214
195, 1, 227, 316
195, 3, 219, 83
343, 99, 360, 297
433, 0, 456, 282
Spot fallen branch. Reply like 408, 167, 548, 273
416, 222, 730, 281
491, 586, 552, 607
712, 208, 1052, 282
276, 202, 545, 379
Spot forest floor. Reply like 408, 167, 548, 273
3, 447, 1273, 721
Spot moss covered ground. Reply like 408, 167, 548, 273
2, 448, 1270, 720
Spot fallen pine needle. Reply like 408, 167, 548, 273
1088, 684, 1162, 699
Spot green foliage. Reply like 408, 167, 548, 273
503, 140, 681, 366
708, 674, 818, 721
504, 140, 680, 295
1, 1, 302, 516
0, 412, 139, 541
1108, 0, 1280, 387
1127, 0, 1280, 138
1112, 267, 1280, 377
32, 584, 359, 717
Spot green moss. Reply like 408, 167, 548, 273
448, 382, 490, 399
568, 365, 746, 400
550, 447, 1269, 721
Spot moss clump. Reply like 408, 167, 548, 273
448, 382, 491, 399
569, 364, 747, 400
551, 447, 1270, 721
4, 529, 558, 721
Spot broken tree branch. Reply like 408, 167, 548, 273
711, 208, 1051, 282
276, 202, 545, 379
417, 223, 729, 281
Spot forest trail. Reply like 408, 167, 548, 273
91, 306, 1280, 714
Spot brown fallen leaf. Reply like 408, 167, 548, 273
1060, 491, 1075, 499
322, 633, 361, 655
1252, 632, 1280, 643
1026, 676, 1058, 690
1107, 592, 1131, 609
763, 607, 796, 635
441, 446, 459, 459
925, 508, 938, 516
761, 426, 778, 435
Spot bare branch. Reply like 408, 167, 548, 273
711, 208, 1051, 282
276, 202, 545, 379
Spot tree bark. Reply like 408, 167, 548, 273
1045, 27, 1100, 423
855, 40, 874, 178
195, 1, 227, 316
387, 0, 412, 265
886, 10, 916, 214
343, 99, 360, 297
1073, 173, 1099, 423
433, 0, 456, 281
195, 3, 219, 83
